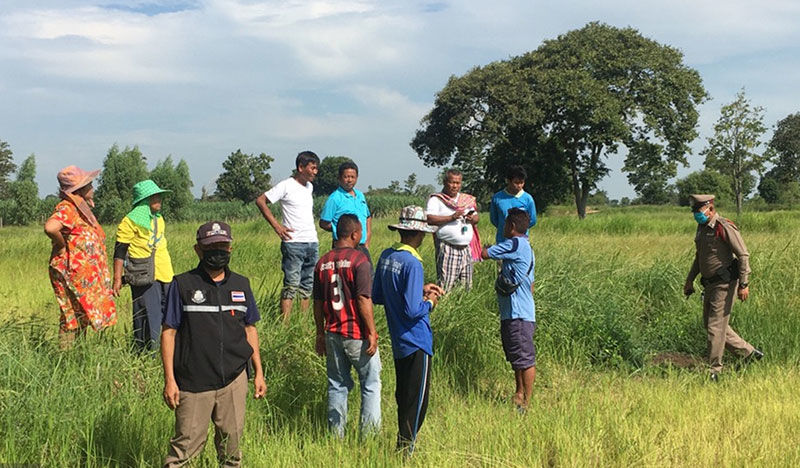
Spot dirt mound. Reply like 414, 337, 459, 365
650, 352, 702, 369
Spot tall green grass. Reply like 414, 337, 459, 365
1, 208, 799, 466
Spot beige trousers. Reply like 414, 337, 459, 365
164, 371, 248, 468
703, 281, 755, 373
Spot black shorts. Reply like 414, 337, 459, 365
500, 319, 536, 370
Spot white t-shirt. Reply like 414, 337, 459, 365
426, 195, 473, 246
264, 177, 318, 243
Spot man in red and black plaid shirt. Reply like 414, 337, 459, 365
313, 214, 381, 438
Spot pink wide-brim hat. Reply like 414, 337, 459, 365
57, 165, 100, 194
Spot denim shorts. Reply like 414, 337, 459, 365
280, 241, 318, 299
500, 319, 536, 370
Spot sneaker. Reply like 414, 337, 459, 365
710, 372, 719, 383
749, 349, 764, 361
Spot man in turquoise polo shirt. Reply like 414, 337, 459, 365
489, 165, 537, 243
319, 161, 372, 262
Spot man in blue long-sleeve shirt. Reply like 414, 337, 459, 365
373, 206, 444, 456
489, 165, 537, 243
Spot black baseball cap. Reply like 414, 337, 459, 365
196, 221, 233, 245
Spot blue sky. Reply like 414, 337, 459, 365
1, 0, 799, 200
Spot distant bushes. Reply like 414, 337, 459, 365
0, 194, 428, 226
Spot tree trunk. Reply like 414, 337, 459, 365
569, 153, 586, 219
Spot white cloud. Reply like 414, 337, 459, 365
3, 8, 152, 45
208, 0, 418, 76
0, 6, 200, 83
2, 0, 800, 198
347, 85, 429, 121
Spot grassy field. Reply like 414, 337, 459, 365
1, 206, 799, 467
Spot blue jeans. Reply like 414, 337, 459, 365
280, 242, 318, 299
325, 332, 382, 437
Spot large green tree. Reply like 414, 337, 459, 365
757, 113, 800, 205
215, 150, 274, 203
0, 140, 16, 199
767, 113, 800, 181
94, 145, 149, 223
412, 22, 707, 217
314, 156, 352, 196
8, 154, 40, 225
149, 156, 194, 220
702, 89, 768, 216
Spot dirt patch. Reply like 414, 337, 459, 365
649, 352, 703, 369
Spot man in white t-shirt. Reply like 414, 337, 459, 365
255, 151, 320, 322
425, 169, 480, 291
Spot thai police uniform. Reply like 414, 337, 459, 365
162, 265, 260, 467
686, 197, 755, 374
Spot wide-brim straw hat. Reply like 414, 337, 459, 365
132, 179, 172, 206
388, 205, 436, 233
57, 166, 100, 194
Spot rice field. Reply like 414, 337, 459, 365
0, 206, 798, 467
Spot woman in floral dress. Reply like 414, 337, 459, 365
44, 166, 116, 347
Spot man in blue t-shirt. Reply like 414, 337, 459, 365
320, 161, 372, 263
482, 208, 536, 412
489, 164, 537, 243
373, 206, 444, 455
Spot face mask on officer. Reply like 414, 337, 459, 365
201, 249, 231, 270
693, 204, 711, 224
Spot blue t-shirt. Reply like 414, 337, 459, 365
372, 245, 433, 359
487, 236, 535, 322
320, 187, 371, 243
489, 190, 537, 243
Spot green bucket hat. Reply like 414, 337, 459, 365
132, 179, 171, 206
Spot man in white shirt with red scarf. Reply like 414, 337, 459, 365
425, 169, 481, 292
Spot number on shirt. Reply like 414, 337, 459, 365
330, 273, 344, 311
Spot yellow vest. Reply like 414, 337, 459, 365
116, 216, 174, 283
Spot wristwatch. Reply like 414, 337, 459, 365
739, 282, 748, 289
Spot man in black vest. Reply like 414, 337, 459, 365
160, 221, 266, 467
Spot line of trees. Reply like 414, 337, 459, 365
0, 141, 431, 226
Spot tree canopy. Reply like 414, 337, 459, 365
7, 154, 39, 225
411, 22, 707, 217
150, 156, 194, 220
0, 140, 16, 199
702, 89, 768, 216
767, 112, 800, 181
215, 150, 274, 203
94, 145, 149, 223
675, 170, 734, 207
314, 156, 353, 196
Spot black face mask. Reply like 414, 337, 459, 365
201, 249, 231, 270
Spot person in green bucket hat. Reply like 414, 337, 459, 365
112, 179, 174, 352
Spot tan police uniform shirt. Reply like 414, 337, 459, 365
687, 212, 750, 285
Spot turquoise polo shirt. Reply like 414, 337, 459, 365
320, 187, 371, 243
489, 190, 537, 243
